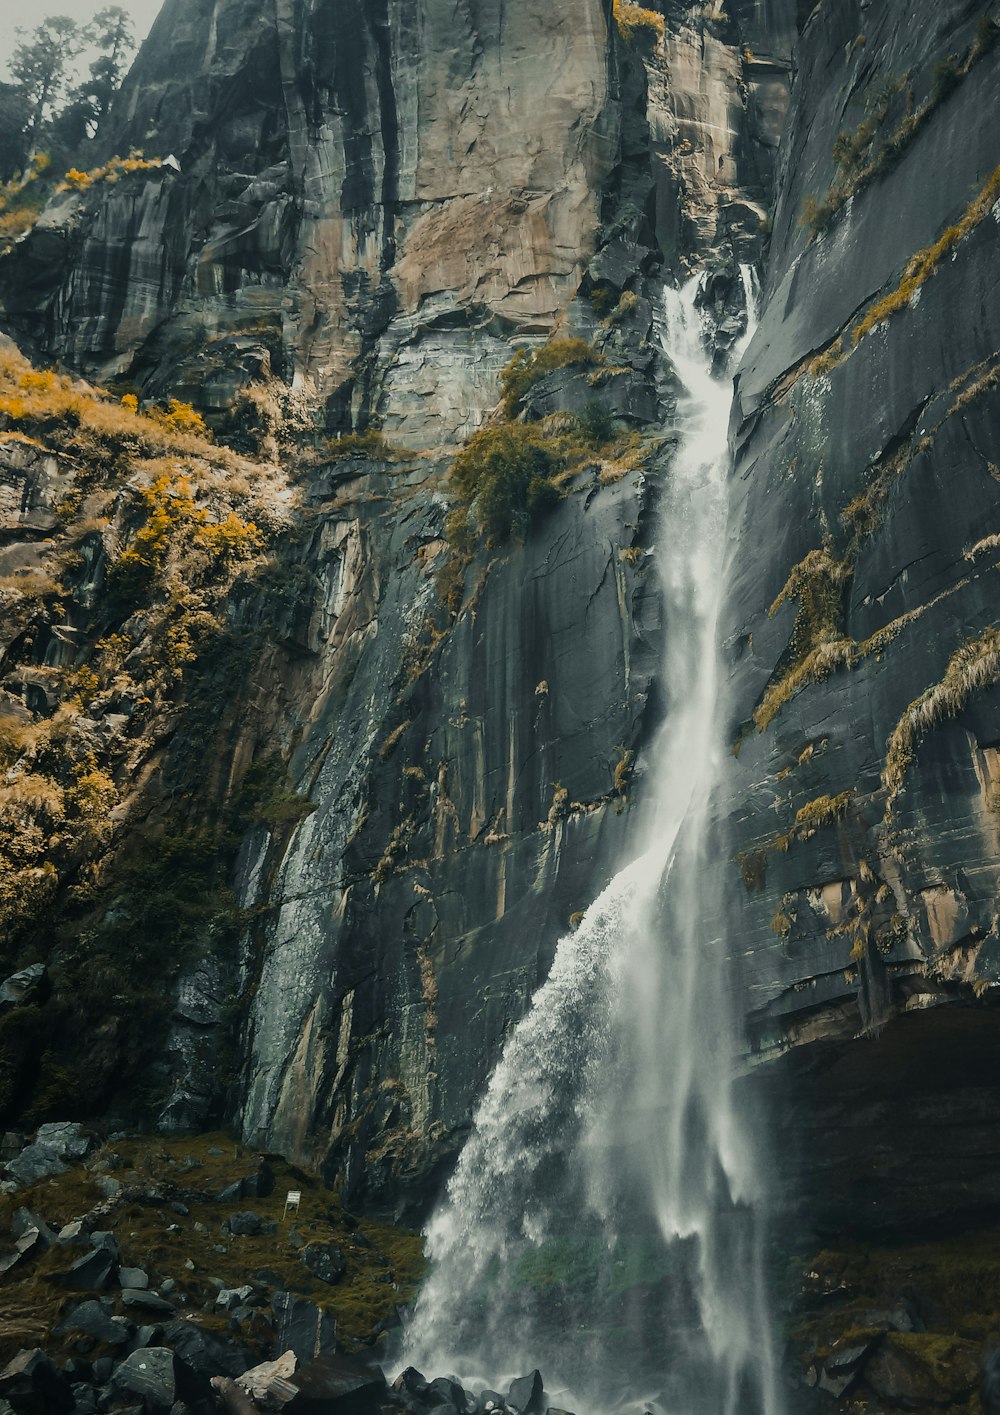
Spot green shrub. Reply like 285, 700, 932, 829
579, 399, 616, 447
500, 338, 602, 417
451, 424, 561, 543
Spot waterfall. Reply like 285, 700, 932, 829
402, 271, 779, 1415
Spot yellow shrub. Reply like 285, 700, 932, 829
613, 0, 665, 44
151, 398, 209, 437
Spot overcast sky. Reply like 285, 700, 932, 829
0, 0, 163, 82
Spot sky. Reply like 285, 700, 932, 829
0, 0, 162, 82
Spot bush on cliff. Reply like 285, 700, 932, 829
451, 424, 562, 543
500, 337, 603, 417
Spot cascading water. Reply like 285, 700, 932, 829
402, 270, 778, 1415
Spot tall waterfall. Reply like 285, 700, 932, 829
403, 272, 778, 1415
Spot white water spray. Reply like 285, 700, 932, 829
403, 272, 779, 1415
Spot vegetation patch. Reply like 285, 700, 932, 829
882, 628, 1000, 815
0, 345, 313, 1126
774, 790, 854, 853
500, 337, 604, 418
801, 17, 999, 238
0, 1130, 424, 1365
612, 0, 665, 46
753, 549, 852, 732
450, 424, 562, 544
853, 163, 1000, 345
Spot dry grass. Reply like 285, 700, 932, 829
0, 348, 232, 465
853, 164, 1000, 344
802, 19, 999, 239
807, 339, 845, 378
753, 549, 852, 731
882, 628, 1000, 814
774, 790, 854, 853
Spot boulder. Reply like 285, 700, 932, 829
0, 1350, 74, 1415
119, 1268, 149, 1290
112, 1348, 210, 1413
865, 1334, 979, 1407
51, 1246, 116, 1292
90, 1231, 120, 1258
235, 1352, 298, 1404
33, 1122, 90, 1159
226, 1212, 261, 1237
429, 1379, 467, 1411
4, 1147, 67, 1188
0, 965, 47, 1012
507, 1374, 544, 1415
159, 1321, 250, 1381
0, 1227, 42, 1277
300, 1243, 345, 1286
818, 1338, 878, 1398
121, 1290, 175, 1316
213, 1164, 274, 1204
112, 1350, 178, 1410
271, 1293, 335, 1364
216, 1287, 253, 1311
56, 1221, 88, 1247
283, 1354, 385, 1415
55, 1298, 133, 1346
10, 1210, 56, 1247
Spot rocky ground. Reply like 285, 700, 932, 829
0, 1118, 578, 1415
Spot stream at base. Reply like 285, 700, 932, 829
401, 270, 780, 1415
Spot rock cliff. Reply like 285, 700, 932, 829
0, 0, 793, 1207
4, 0, 1000, 1396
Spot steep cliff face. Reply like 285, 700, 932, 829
714, 1, 1000, 1398
0, 0, 793, 1206
3, 0, 616, 445
721, 0, 1000, 1074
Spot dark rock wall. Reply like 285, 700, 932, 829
720, 0, 1000, 1057
0, 0, 794, 1203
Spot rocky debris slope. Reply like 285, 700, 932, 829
0, 1128, 421, 1368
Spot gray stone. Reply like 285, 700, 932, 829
0, 1350, 73, 1415
271, 1293, 336, 1364
121, 1290, 175, 1316
112, 1350, 178, 1410
51, 1246, 116, 1292
300, 1243, 345, 1286
4, 1147, 67, 1188
33, 1123, 91, 1159
226, 1211, 261, 1236
55, 1298, 132, 1346
56, 1221, 88, 1246
283, 1355, 386, 1415
119, 1268, 149, 1290
0, 965, 47, 1012
507, 1375, 544, 1415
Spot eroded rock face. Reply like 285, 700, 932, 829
2, 0, 617, 448
719, 0, 1000, 1057
0, 0, 797, 1203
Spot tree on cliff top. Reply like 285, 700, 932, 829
66, 7, 136, 138
3, 7, 136, 166
9, 16, 84, 153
